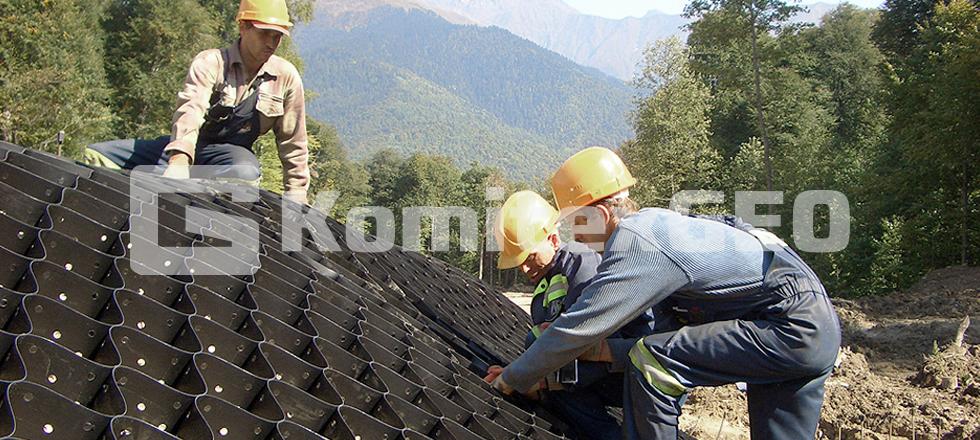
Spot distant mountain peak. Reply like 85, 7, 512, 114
389, 0, 689, 80
315, 0, 475, 25
642, 8, 674, 17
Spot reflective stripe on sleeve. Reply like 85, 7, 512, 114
541, 274, 568, 308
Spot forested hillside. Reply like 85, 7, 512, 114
294, 44, 561, 179
294, 5, 634, 178
620, 0, 978, 295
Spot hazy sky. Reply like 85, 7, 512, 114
563, 0, 884, 17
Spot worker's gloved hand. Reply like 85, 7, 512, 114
163, 152, 191, 179
578, 340, 613, 363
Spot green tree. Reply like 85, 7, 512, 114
865, 216, 911, 295
794, 5, 891, 292
256, 132, 282, 193
361, 149, 515, 277
307, 119, 371, 220
0, 0, 114, 157
621, 37, 721, 208
872, 0, 936, 69
686, 0, 803, 193
458, 163, 508, 278
390, 153, 465, 262
890, 0, 979, 266
103, 0, 221, 138
800, 5, 888, 169
727, 137, 766, 191
366, 148, 407, 212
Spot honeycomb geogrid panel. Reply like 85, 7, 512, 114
0, 142, 568, 439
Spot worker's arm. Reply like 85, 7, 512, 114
166, 50, 222, 164
500, 225, 690, 393
565, 246, 635, 370
273, 65, 310, 205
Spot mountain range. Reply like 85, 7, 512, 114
295, 0, 845, 180
409, 0, 689, 80
295, 3, 635, 179
336, 0, 840, 80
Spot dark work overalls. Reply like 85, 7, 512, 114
623, 216, 841, 439
525, 242, 667, 440
86, 50, 266, 181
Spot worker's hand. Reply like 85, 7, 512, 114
578, 340, 613, 363
486, 366, 547, 400
163, 152, 191, 179
486, 367, 515, 396
484, 365, 504, 384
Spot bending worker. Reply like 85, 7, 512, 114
493, 190, 667, 440
84, 0, 309, 204
487, 147, 841, 439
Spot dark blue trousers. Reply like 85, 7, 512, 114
544, 374, 623, 440
86, 136, 261, 181
623, 247, 841, 439
525, 330, 622, 440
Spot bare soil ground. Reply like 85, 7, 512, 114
507, 266, 980, 439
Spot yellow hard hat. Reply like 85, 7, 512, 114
495, 191, 560, 269
237, 0, 293, 35
550, 147, 636, 213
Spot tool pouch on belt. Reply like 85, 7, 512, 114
198, 77, 265, 148
197, 48, 266, 149
201, 83, 234, 129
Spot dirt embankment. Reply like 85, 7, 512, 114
508, 267, 980, 439
680, 266, 980, 439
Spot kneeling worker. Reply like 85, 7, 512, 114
84, 0, 310, 204
487, 148, 841, 439
492, 190, 666, 440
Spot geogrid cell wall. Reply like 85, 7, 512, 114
0, 142, 569, 439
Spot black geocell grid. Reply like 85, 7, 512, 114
0, 142, 569, 440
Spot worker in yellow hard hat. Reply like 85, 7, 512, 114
491, 190, 662, 440
494, 191, 598, 337
488, 147, 842, 440
84, 0, 310, 204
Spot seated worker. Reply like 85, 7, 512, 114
84, 0, 309, 204
488, 148, 841, 439
492, 190, 670, 440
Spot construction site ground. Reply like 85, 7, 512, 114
505, 265, 980, 439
